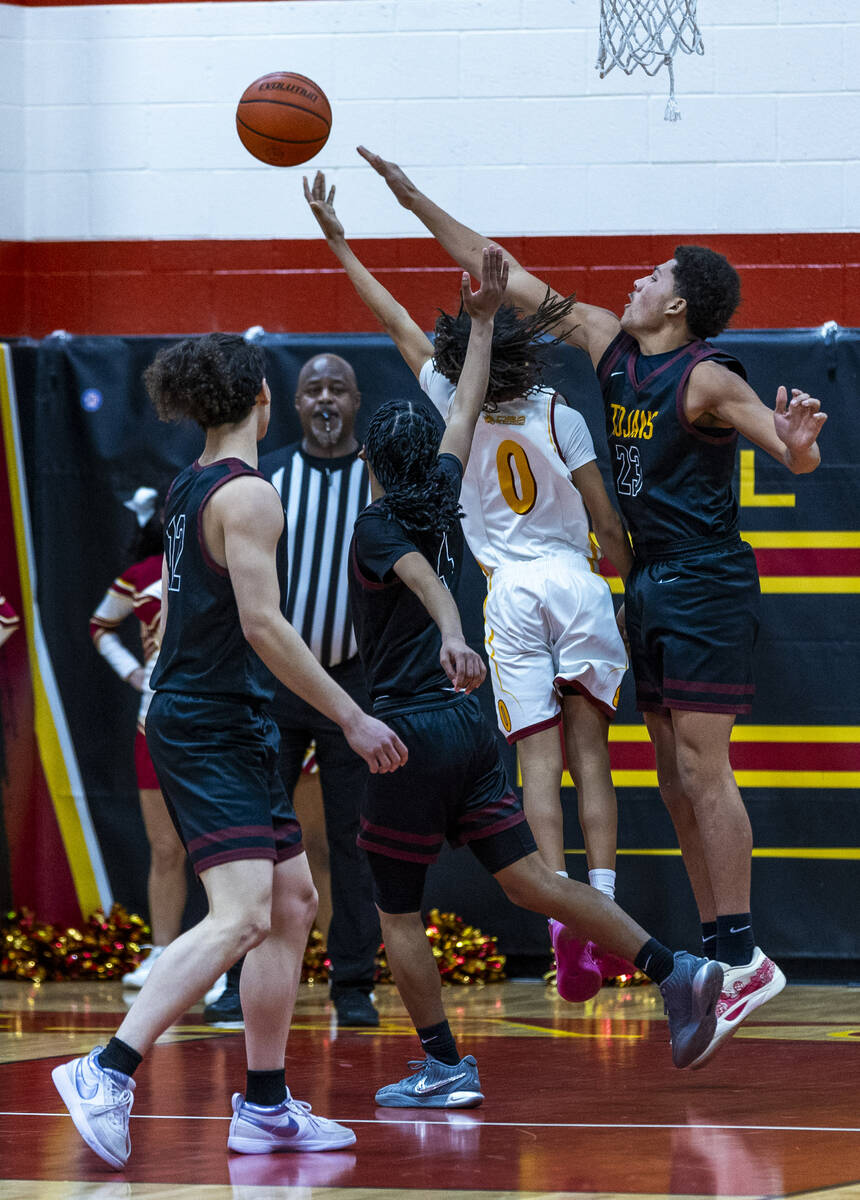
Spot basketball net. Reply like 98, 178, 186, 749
596, 0, 704, 121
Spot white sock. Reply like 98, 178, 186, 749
549, 870, 569, 926
589, 868, 616, 899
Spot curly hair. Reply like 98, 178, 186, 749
363, 400, 462, 540
144, 333, 266, 430
432, 289, 579, 410
673, 245, 741, 340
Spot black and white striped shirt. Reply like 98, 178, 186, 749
260, 443, 370, 669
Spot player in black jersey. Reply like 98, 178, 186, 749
347, 245, 734, 1108
360, 150, 828, 1058
52, 332, 407, 1170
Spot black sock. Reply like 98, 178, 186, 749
716, 913, 755, 967
245, 1068, 287, 1107
701, 921, 718, 959
417, 1020, 460, 1066
634, 938, 675, 985
98, 1036, 142, 1079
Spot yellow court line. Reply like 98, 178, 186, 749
492, 1019, 640, 1040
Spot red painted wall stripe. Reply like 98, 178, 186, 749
1, 233, 857, 337
609, 742, 860, 772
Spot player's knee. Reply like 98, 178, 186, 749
222, 903, 272, 954
149, 835, 185, 874
289, 879, 318, 932
497, 862, 545, 912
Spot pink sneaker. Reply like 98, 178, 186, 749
593, 947, 638, 980
549, 920, 603, 1002
690, 947, 786, 1069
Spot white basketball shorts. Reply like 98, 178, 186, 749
483, 553, 627, 743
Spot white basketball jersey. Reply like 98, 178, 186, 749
419, 361, 597, 573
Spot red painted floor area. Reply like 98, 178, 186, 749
2, 1000, 859, 1196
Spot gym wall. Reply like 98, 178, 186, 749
0, 0, 858, 334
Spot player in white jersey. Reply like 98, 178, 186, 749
305, 172, 634, 999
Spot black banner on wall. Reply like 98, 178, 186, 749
4, 328, 859, 962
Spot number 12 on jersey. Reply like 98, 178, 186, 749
166, 513, 186, 592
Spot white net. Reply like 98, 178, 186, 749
596, 0, 704, 121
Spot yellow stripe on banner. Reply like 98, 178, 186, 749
0, 344, 105, 917
760, 576, 860, 593
604, 724, 860, 742
562, 848, 860, 860
739, 448, 796, 507
741, 531, 860, 548
560, 769, 860, 789
605, 574, 860, 594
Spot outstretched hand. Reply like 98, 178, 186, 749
302, 170, 344, 241
357, 145, 419, 209
460, 246, 509, 321
773, 386, 827, 462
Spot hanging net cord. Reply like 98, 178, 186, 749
596, 0, 703, 120
596, 0, 704, 78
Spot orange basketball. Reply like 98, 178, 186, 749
236, 72, 332, 167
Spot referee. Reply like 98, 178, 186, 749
262, 352, 380, 1027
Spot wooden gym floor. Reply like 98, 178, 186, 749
1, 975, 858, 1199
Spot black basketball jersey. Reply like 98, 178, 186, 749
150, 457, 285, 705
597, 332, 747, 558
348, 453, 464, 715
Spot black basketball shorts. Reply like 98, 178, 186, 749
146, 691, 303, 876
624, 537, 761, 716
357, 693, 537, 913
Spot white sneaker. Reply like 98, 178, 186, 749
121, 945, 164, 990
52, 1046, 135, 1170
691, 946, 786, 1069
227, 1090, 356, 1153
204, 973, 228, 1007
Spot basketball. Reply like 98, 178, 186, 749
235, 72, 332, 167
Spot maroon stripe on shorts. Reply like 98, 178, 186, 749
359, 818, 442, 846
356, 836, 439, 864
186, 824, 274, 854
193, 846, 277, 874
455, 811, 528, 846
664, 677, 754, 695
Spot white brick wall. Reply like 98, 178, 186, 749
1, 0, 857, 239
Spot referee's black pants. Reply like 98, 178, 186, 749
268, 656, 380, 996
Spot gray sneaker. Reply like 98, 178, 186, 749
52, 1046, 135, 1169
659, 952, 724, 1069
375, 1056, 483, 1108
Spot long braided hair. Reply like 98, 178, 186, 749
432, 288, 579, 411
363, 399, 462, 541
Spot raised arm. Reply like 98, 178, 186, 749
303, 171, 433, 379
392, 550, 486, 694
438, 246, 507, 470
211, 476, 407, 772
570, 460, 633, 582
687, 364, 827, 474
357, 146, 621, 367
